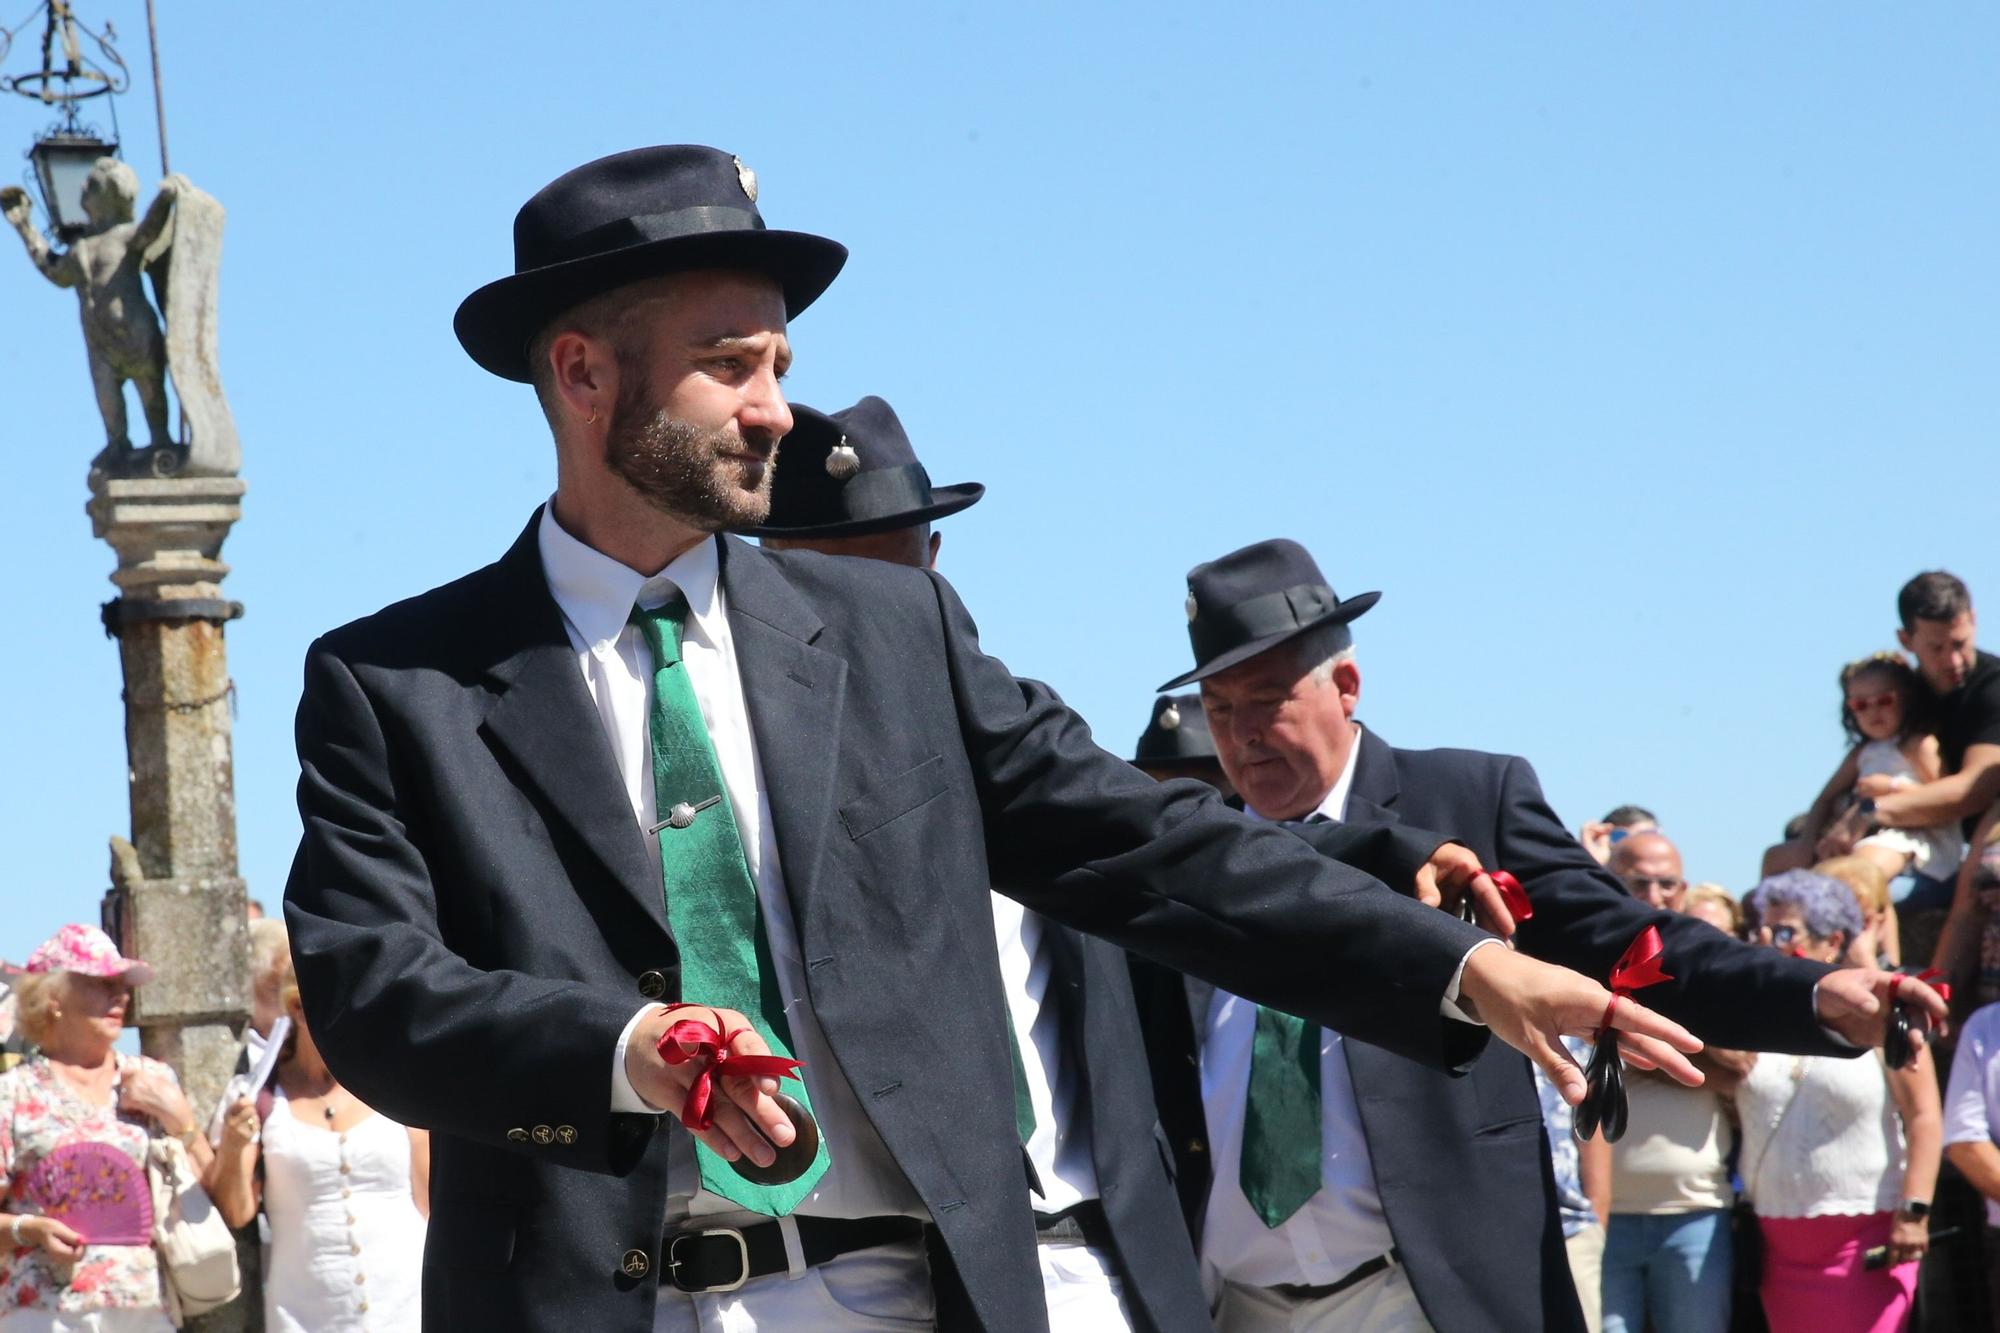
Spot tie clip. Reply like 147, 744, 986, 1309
649, 794, 723, 834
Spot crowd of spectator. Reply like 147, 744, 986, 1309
1552, 569, 2000, 1333
0, 915, 427, 1332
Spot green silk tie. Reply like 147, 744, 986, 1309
1239, 1004, 1322, 1227
633, 597, 829, 1215
1007, 1014, 1038, 1147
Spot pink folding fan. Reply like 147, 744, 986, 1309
22, 1142, 153, 1245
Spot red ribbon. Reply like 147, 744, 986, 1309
654, 1017, 804, 1133
1892, 968, 1953, 1006
1601, 925, 1673, 1032
1489, 870, 1534, 924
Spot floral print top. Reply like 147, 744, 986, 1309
0, 1053, 170, 1314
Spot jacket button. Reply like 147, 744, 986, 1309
506, 1128, 529, 1144
638, 970, 668, 1000
532, 1125, 555, 1145
621, 1248, 651, 1279
556, 1125, 577, 1146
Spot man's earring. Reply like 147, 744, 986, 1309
585, 408, 598, 426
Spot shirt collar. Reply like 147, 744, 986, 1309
537, 500, 724, 656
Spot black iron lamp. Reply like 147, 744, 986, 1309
28, 121, 116, 240
3, 1, 128, 240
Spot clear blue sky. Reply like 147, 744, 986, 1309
3, 3, 1995, 966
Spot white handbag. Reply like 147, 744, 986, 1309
147, 1130, 241, 1325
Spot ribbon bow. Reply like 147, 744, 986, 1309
1885, 968, 1951, 1070
1488, 870, 1534, 925
1577, 926, 1674, 1145
654, 1016, 804, 1133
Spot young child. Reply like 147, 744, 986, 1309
1799, 653, 1962, 884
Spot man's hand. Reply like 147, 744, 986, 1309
1412, 843, 1519, 938
624, 1004, 796, 1169
1579, 821, 1615, 866
0, 186, 30, 230
1814, 968, 1948, 1050
1854, 773, 1901, 801
1458, 944, 1704, 1107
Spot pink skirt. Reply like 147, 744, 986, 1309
1758, 1212, 1917, 1333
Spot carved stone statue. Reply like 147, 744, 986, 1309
2, 158, 239, 478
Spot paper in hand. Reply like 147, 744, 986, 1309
207, 1015, 291, 1146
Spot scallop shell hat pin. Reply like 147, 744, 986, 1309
1185, 586, 1199, 622
1160, 701, 1183, 730
825, 433, 862, 480
733, 156, 758, 202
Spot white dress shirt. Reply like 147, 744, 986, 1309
990, 897, 1101, 1215
537, 505, 924, 1223
1198, 734, 1406, 1287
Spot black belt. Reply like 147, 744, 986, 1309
662, 1216, 926, 1294
1271, 1249, 1399, 1302
1032, 1199, 1112, 1250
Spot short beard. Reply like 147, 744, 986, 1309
603, 385, 775, 532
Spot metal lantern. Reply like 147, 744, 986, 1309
27, 124, 116, 240
4, 2, 131, 238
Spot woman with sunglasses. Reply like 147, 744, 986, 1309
1736, 871, 1941, 1333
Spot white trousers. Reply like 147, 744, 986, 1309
1215, 1260, 1435, 1333
1564, 1221, 1606, 1333
649, 1234, 934, 1333
1038, 1240, 1135, 1333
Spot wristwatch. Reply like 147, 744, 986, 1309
1898, 1198, 1931, 1220
1857, 797, 1882, 835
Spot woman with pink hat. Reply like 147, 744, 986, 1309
0, 925, 212, 1331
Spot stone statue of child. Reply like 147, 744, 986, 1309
2, 159, 188, 470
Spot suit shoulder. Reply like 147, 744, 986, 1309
745, 543, 952, 619
1387, 743, 1528, 780
308, 556, 514, 670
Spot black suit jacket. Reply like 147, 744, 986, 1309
1135, 727, 1847, 1333
284, 518, 1499, 1333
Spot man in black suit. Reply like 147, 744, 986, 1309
285, 147, 1706, 1333
753, 397, 1510, 1332
1133, 538, 1947, 1332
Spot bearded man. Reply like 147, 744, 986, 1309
284, 146, 1706, 1333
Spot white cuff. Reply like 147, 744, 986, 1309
612, 1004, 671, 1114
1440, 938, 1503, 1025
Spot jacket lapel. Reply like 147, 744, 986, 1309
717, 538, 847, 927
477, 514, 665, 932
1348, 726, 1401, 825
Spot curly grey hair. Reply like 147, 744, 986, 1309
1746, 869, 1864, 946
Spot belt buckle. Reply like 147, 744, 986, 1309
666, 1227, 750, 1294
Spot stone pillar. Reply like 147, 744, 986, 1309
87, 474, 250, 1127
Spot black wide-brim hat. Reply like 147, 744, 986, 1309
1132, 693, 1219, 765
1157, 538, 1379, 691
748, 396, 984, 539
455, 145, 848, 383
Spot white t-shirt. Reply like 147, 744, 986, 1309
1942, 1003, 2000, 1228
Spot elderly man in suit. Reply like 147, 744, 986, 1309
1133, 537, 1947, 1332
285, 147, 1708, 1333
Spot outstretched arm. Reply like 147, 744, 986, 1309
0, 187, 76, 287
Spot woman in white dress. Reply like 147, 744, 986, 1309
208, 964, 428, 1332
